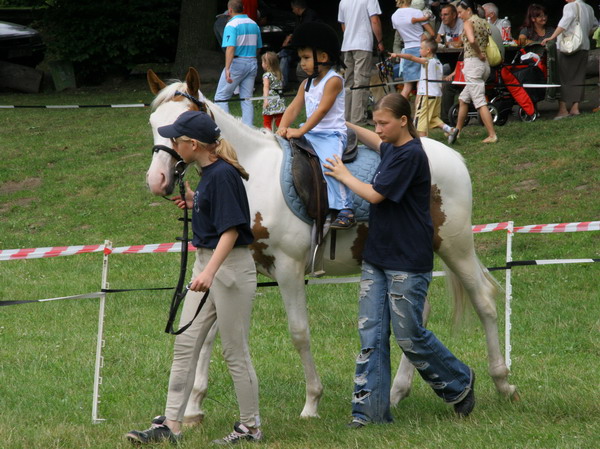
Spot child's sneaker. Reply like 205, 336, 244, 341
447, 127, 459, 145
331, 209, 356, 230
125, 415, 181, 444
212, 422, 262, 445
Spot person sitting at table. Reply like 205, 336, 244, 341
518, 4, 555, 46
482, 3, 502, 33
436, 3, 464, 48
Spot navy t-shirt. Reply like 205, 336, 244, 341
192, 158, 254, 249
362, 138, 434, 272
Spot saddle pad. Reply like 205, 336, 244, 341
277, 135, 380, 225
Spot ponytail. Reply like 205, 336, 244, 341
214, 138, 250, 181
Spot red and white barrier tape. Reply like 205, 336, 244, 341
471, 222, 509, 233
1, 221, 598, 261
514, 221, 600, 233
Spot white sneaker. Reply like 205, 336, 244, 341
212, 422, 263, 445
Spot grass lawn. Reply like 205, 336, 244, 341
0, 77, 599, 449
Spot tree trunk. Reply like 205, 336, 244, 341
171, 0, 219, 79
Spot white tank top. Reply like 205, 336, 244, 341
304, 69, 346, 134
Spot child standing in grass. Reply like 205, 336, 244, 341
391, 37, 459, 144
261, 51, 286, 131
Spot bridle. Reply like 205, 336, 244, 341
152, 89, 211, 335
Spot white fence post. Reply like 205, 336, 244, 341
505, 222, 514, 370
92, 240, 111, 424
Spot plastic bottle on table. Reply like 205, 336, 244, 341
501, 17, 512, 44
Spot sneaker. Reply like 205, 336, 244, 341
447, 127, 459, 145
454, 370, 476, 417
331, 209, 356, 230
347, 418, 367, 429
125, 415, 181, 444
212, 422, 263, 445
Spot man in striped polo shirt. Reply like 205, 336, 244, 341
215, 0, 262, 127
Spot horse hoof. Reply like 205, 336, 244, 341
510, 389, 521, 402
300, 406, 320, 418
183, 413, 204, 427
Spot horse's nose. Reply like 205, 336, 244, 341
146, 170, 170, 196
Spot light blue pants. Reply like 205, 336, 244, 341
304, 130, 353, 211
351, 262, 472, 423
214, 57, 257, 127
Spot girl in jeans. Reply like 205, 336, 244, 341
126, 111, 261, 445
323, 93, 475, 427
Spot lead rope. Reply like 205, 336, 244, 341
165, 161, 209, 335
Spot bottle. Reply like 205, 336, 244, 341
501, 17, 512, 44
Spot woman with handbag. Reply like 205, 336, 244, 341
541, 0, 598, 119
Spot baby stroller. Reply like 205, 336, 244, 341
489, 44, 548, 124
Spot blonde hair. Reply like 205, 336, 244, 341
396, 0, 411, 7
261, 51, 283, 81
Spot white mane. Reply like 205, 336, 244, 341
150, 81, 187, 111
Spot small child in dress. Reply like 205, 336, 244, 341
276, 21, 355, 229
261, 51, 286, 131
391, 38, 459, 143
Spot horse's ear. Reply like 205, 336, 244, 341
185, 67, 201, 96
147, 69, 166, 95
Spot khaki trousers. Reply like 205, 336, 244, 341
165, 247, 260, 427
343, 50, 373, 124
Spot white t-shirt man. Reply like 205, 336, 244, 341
438, 18, 464, 44
338, 0, 382, 52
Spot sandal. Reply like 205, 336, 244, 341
331, 209, 356, 230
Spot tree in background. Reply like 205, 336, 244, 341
171, 0, 218, 79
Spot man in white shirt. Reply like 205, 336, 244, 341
482, 3, 502, 32
436, 3, 463, 48
338, 0, 384, 125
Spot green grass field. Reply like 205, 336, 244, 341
0, 78, 599, 449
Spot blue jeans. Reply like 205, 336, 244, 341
214, 57, 257, 127
351, 261, 472, 423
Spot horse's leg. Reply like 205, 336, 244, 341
439, 232, 518, 399
183, 321, 218, 426
390, 298, 431, 406
276, 261, 323, 417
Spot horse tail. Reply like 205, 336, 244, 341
443, 258, 502, 328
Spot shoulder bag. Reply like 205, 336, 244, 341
560, 2, 584, 55
486, 32, 502, 67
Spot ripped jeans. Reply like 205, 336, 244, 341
351, 261, 472, 423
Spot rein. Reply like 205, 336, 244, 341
157, 154, 209, 335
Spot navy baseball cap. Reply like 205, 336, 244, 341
158, 110, 221, 143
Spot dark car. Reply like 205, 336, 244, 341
0, 21, 45, 67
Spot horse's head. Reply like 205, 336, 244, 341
145, 67, 206, 196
